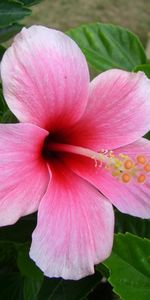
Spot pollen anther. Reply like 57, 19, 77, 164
122, 173, 131, 183
137, 174, 146, 183
137, 155, 146, 164
124, 159, 133, 170
95, 149, 149, 185
144, 163, 150, 173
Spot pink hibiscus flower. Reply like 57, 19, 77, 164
0, 26, 150, 280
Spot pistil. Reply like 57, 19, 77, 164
49, 142, 110, 164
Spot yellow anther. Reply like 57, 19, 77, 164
119, 154, 129, 159
137, 174, 146, 183
122, 173, 131, 183
112, 170, 121, 177
137, 155, 146, 164
99, 150, 148, 185
124, 159, 133, 170
144, 163, 150, 173
113, 158, 122, 168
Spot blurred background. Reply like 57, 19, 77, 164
25, 0, 150, 48
0, 2, 150, 300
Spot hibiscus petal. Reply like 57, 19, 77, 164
30, 162, 114, 280
67, 69, 150, 150
1, 26, 89, 130
0, 123, 49, 226
64, 138, 150, 218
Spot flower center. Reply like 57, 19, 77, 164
43, 139, 149, 184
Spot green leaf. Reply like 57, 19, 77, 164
133, 64, 150, 78
104, 233, 150, 300
0, 241, 23, 300
17, 244, 43, 300
96, 263, 110, 279
38, 272, 101, 300
24, 277, 43, 300
0, 214, 36, 242
0, 23, 23, 43
0, 84, 7, 111
115, 210, 150, 238
19, 0, 44, 6
0, 0, 31, 28
144, 132, 150, 140
0, 109, 17, 123
17, 244, 43, 280
0, 241, 17, 266
0, 273, 24, 300
67, 23, 147, 72
0, 84, 18, 123
0, 45, 5, 60
0, 241, 43, 300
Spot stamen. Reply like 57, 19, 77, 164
144, 164, 150, 172
124, 159, 133, 170
111, 169, 121, 177
47, 142, 149, 185
122, 173, 131, 183
105, 152, 149, 184
137, 155, 146, 164
137, 174, 146, 183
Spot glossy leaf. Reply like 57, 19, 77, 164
0, 23, 23, 43
19, 0, 44, 6
17, 245, 43, 300
0, 0, 31, 28
38, 272, 101, 300
96, 263, 110, 279
0, 273, 24, 300
0, 241, 23, 300
0, 109, 17, 123
104, 233, 150, 300
0, 85, 7, 113
133, 64, 150, 78
0, 241, 17, 266
0, 84, 18, 123
0, 45, 5, 60
144, 132, 150, 140
17, 244, 43, 280
115, 210, 150, 238
67, 23, 147, 72
0, 214, 36, 242
0, 241, 43, 300
24, 278, 43, 300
